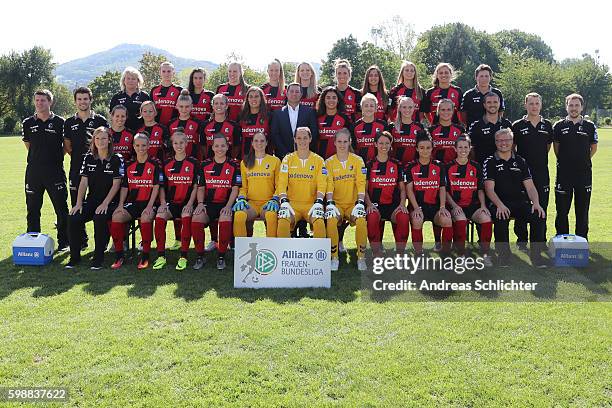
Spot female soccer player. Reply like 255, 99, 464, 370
66, 127, 124, 269
239, 86, 270, 159
169, 89, 202, 160
233, 132, 280, 238
109, 66, 150, 132
421, 62, 463, 125
365, 131, 410, 257
192, 133, 240, 270
295, 62, 320, 109
261, 59, 287, 111
352, 93, 389, 162
201, 94, 242, 159
152, 130, 199, 271
110, 132, 161, 269
429, 98, 465, 163
216, 62, 247, 122
324, 128, 367, 271
333, 59, 361, 122
150, 61, 182, 126
276, 127, 327, 239
137, 101, 170, 163
360, 65, 388, 120
445, 136, 493, 265
315, 86, 351, 159
108, 105, 134, 163
188, 68, 215, 122
405, 131, 453, 255
388, 61, 425, 122
390, 96, 425, 165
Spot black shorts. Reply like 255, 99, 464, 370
461, 204, 480, 220
205, 203, 225, 222
375, 203, 398, 221
124, 201, 156, 220
421, 204, 440, 222
168, 202, 194, 219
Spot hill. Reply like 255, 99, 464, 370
54, 43, 218, 87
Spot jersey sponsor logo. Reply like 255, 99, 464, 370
361, 167, 367, 174
371, 177, 396, 183
322, 167, 327, 175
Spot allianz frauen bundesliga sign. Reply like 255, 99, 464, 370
233, 237, 331, 288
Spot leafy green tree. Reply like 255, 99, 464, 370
283, 62, 297, 84
370, 15, 416, 60
139, 52, 171, 90
88, 70, 121, 116
493, 30, 554, 63
49, 81, 75, 118
561, 53, 611, 112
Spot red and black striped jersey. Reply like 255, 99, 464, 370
239, 113, 270, 159
109, 128, 134, 163
390, 122, 425, 165
216, 83, 245, 122
261, 83, 287, 111
137, 124, 170, 163
169, 118, 202, 161
421, 85, 463, 124
316, 113, 351, 159
198, 158, 241, 204
122, 158, 162, 203
299, 86, 320, 109
445, 160, 483, 208
162, 156, 199, 204
404, 160, 446, 206
190, 90, 215, 122
429, 123, 465, 163
388, 84, 424, 122
335, 86, 361, 121
201, 119, 242, 159
366, 158, 403, 206
150, 84, 182, 125
352, 118, 389, 162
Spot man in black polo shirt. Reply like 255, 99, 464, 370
460, 64, 505, 127
512, 92, 553, 251
553, 93, 598, 240
64, 87, 109, 247
22, 90, 69, 251
483, 128, 546, 267
468, 92, 512, 165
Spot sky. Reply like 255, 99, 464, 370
1, 0, 609, 71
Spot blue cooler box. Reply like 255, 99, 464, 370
548, 234, 589, 267
12, 233, 55, 266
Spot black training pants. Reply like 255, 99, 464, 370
555, 168, 592, 240
68, 201, 115, 263
490, 200, 546, 257
514, 180, 549, 243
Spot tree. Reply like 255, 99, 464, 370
283, 62, 297, 84
319, 35, 402, 89
561, 53, 611, 112
49, 81, 75, 118
497, 54, 567, 119
139, 52, 170, 90
493, 30, 554, 63
88, 70, 121, 116
370, 15, 416, 60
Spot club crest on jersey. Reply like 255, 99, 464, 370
470, 170, 474, 176
155, 132, 159, 136
336, 121, 342, 126
189, 125, 194, 130
432, 169, 437, 175
281, 164, 288, 173
310, 165, 315, 171
347, 95, 353, 101
265, 163, 270, 169
147, 168, 152, 174
349, 165, 353, 171
125, 137, 130, 143
185, 166, 190, 172
224, 127, 229, 133
225, 168, 231, 175
171, 92, 175, 97
390, 167, 394, 173
48, 123, 53, 129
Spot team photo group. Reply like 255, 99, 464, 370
22, 58, 598, 272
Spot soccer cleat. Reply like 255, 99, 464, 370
216, 256, 226, 270
176, 257, 188, 271
137, 257, 150, 270
205, 241, 217, 252
65, 259, 79, 269
57, 243, 70, 253
357, 258, 367, 272
90, 262, 103, 270
330, 258, 340, 271
531, 254, 548, 269
338, 242, 346, 253
482, 254, 493, 268
192, 257, 206, 270
152, 256, 167, 270
169, 240, 181, 251
111, 256, 125, 270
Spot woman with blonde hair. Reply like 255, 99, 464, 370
333, 59, 361, 122
216, 62, 248, 122
421, 62, 463, 125
261, 59, 287, 111
388, 61, 424, 122
295, 62, 320, 109
110, 66, 150, 132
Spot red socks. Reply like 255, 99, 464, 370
140, 221, 153, 254
453, 220, 468, 254
441, 226, 453, 253
180, 216, 192, 253
411, 226, 423, 253
367, 211, 383, 255
392, 212, 410, 252
218, 220, 232, 254
154, 217, 167, 253
480, 221, 492, 254
110, 221, 126, 252
192, 222, 205, 255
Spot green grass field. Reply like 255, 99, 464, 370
0, 131, 610, 406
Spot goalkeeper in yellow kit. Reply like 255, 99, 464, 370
232, 132, 281, 237
324, 128, 368, 271
276, 127, 327, 238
